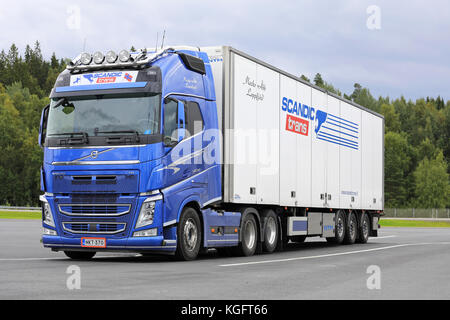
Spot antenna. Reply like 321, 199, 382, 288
155, 32, 159, 52
82, 38, 87, 52
160, 30, 166, 49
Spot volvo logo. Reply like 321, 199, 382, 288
90, 150, 99, 159
70, 148, 116, 163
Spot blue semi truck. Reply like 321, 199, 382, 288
39, 46, 383, 260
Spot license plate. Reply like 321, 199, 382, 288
81, 237, 106, 248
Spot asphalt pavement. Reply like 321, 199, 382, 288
0, 219, 449, 299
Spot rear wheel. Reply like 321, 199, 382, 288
344, 212, 357, 244
64, 251, 96, 260
356, 212, 370, 243
175, 207, 202, 261
236, 214, 258, 256
326, 210, 346, 244
262, 212, 278, 253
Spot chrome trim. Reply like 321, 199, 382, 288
140, 190, 161, 196
62, 222, 127, 234
202, 197, 222, 208
39, 195, 48, 203
49, 145, 145, 150
52, 160, 140, 166
71, 148, 115, 162
164, 92, 207, 100
163, 219, 177, 227
58, 203, 131, 217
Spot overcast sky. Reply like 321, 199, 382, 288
0, 0, 449, 100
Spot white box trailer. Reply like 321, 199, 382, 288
202, 46, 384, 212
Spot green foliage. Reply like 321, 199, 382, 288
413, 152, 449, 208
384, 132, 414, 207
0, 42, 65, 206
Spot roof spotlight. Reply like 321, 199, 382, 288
93, 51, 104, 64
119, 50, 130, 63
106, 50, 117, 63
80, 52, 92, 65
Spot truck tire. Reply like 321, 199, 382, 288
344, 212, 357, 244
291, 235, 306, 243
356, 212, 370, 243
262, 211, 278, 253
64, 251, 96, 260
326, 210, 346, 244
237, 214, 258, 256
175, 207, 202, 261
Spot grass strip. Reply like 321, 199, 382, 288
0, 211, 41, 220
380, 219, 450, 228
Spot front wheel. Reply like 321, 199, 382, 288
64, 251, 96, 260
175, 207, 202, 261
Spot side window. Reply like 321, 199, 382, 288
185, 101, 204, 137
163, 99, 178, 142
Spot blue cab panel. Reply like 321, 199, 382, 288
40, 48, 226, 254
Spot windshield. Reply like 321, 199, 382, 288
47, 93, 160, 137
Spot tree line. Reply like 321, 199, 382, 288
0, 42, 448, 207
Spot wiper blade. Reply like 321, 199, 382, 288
49, 132, 89, 145
97, 130, 140, 143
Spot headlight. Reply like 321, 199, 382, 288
136, 200, 155, 229
43, 202, 55, 227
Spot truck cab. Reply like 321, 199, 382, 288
40, 47, 223, 260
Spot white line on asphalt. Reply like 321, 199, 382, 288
219, 242, 450, 267
0, 254, 141, 261
372, 235, 397, 239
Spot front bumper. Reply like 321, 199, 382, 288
42, 235, 177, 252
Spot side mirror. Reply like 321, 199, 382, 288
39, 104, 50, 148
177, 101, 185, 142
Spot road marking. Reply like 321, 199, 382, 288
0, 254, 141, 262
372, 235, 397, 239
219, 242, 450, 267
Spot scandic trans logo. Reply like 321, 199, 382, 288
282, 97, 359, 150
70, 71, 138, 86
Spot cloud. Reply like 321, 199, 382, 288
0, 0, 449, 100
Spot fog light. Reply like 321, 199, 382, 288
133, 228, 157, 237
43, 228, 57, 236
